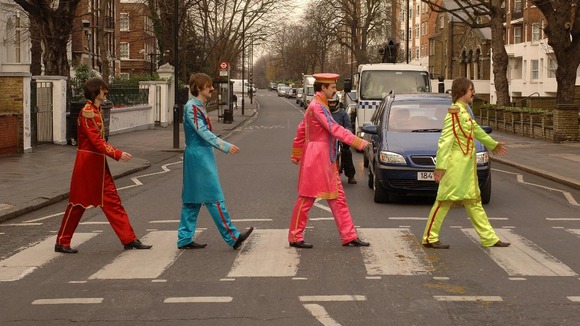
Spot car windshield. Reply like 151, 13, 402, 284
387, 100, 450, 132
360, 71, 430, 100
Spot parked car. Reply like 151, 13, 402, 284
270, 82, 277, 91
296, 88, 304, 105
286, 88, 297, 98
361, 93, 492, 204
277, 86, 290, 97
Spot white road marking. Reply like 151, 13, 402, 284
358, 228, 431, 276
118, 161, 183, 190
463, 228, 577, 277
24, 212, 63, 223
32, 298, 103, 305
388, 217, 426, 220
227, 229, 299, 277
434, 296, 503, 302
567, 296, 580, 302
89, 231, 183, 280
547, 218, 580, 221
303, 304, 342, 326
0, 223, 43, 226
299, 295, 366, 302
0, 233, 97, 282
310, 217, 335, 221
79, 221, 109, 225
164, 296, 233, 303
494, 168, 579, 206
566, 229, 580, 238
0, 203, 14, 211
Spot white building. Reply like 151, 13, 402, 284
0, 0, 30, 73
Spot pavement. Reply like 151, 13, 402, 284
1, 95, 579, 223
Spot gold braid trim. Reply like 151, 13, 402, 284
448, 105, 460, 113
291, 148, 303, 157
351, 137, 364, 149
81, 108, 95, 119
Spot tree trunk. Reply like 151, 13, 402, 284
29, 17, 42, 76
97, 0, 111, 83
489, 6, 510, 106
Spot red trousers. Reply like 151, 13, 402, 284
56, 171, 137, 247
288, 182, 358, 245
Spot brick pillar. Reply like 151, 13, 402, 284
552, 103, 579, 142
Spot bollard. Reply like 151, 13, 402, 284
223, 108, 233, 124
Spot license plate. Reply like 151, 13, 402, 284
417, 172, 434, 181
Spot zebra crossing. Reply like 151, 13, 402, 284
1, 228, 578, 283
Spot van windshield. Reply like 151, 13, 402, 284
360, 71, 430, 100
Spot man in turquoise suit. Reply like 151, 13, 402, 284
178, 73, 253, 250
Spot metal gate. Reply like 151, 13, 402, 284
30, 80, 53, 146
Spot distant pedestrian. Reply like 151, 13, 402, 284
288, 73, 371, 249
422, 77, 510, 249
232, 93, 238, 110
55, 78, 152, 254
329, 95, 357, 184
178, 73, 253, 250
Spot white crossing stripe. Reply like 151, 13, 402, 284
462, 228, 577, 277
32, 298, 103, 305
227, 229, 299, 278
89, 231, 183, 280
303, 304, 341, 326
164, 296, 233, 303
0, 233, 97, 282
434, 296, 503, 302
566, 229, 580, 238
358, 228, 432, 276
299, 295, 366, 302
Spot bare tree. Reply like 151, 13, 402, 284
332, 0, 388, 65
532, 0, 580, 105
13, 0, 82, 77
423, 0, 511, 106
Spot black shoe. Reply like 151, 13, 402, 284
54, 244, 78, 254
492, 240, 511, 247
342, 238, 370, 247
289, 241, 314, 249
233, 227, 254, 249
423, 241, 450, 249
347, 177, 357, 184
124, 239, 153, 250
178, 241, 207, 249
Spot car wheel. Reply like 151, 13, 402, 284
373, 166, 391, 203
480, 175, 492, 204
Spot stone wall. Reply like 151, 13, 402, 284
0, 75, 25, 154
0, 114, 20, 154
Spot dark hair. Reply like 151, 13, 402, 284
84, 78, 108, 102
189, 73, 213, 96
314, 82, 330, 92
451, 77, 473, 103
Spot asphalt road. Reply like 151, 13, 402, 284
1, 91, 579, 325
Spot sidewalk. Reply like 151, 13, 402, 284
1, 97, 579, 223
0, 98, 257, 223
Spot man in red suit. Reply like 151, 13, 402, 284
55, 78, 152, 254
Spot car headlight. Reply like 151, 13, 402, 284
379, 151, 406, 164
476, 151, 489, 164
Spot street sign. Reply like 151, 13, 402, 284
219, 62, 229, 70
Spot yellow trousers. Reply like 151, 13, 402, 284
422, 200, 500, 247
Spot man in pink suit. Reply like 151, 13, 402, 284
288, 73, 371, 249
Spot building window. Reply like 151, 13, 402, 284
531, 60, 539, 80
514, 26, 522, 43
430, 39, 435, 56
120, 13, 129, 31
514, 0, 522, 13
415, 47, 419, 60
416, 4, 420, 16
548, 57, 557, 78
120, 43, 129, 59
439, 16, 444, 29
532, 23, 542, 41
415, 24, 419, 38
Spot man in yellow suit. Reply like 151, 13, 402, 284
422, 77, 510, 249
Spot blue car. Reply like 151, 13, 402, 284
361, 93, 492, 204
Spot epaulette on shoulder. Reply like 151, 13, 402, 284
448, 105, 460, 114
81, 107, 95, 119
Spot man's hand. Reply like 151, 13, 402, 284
492, 142, 508, 156
291, 157, 300, 165
229, 144, 240, 154
434, 169, 445, 183
120, 152, 132, 161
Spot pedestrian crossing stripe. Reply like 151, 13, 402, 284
0, 233, 97, 282
89, 231, 183, 280
358, 228, 431, 276
1, 228, 580, 282
462, 228, 577, 277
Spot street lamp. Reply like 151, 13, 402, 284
82, 19, 92, 79
241, 8, 264, 115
